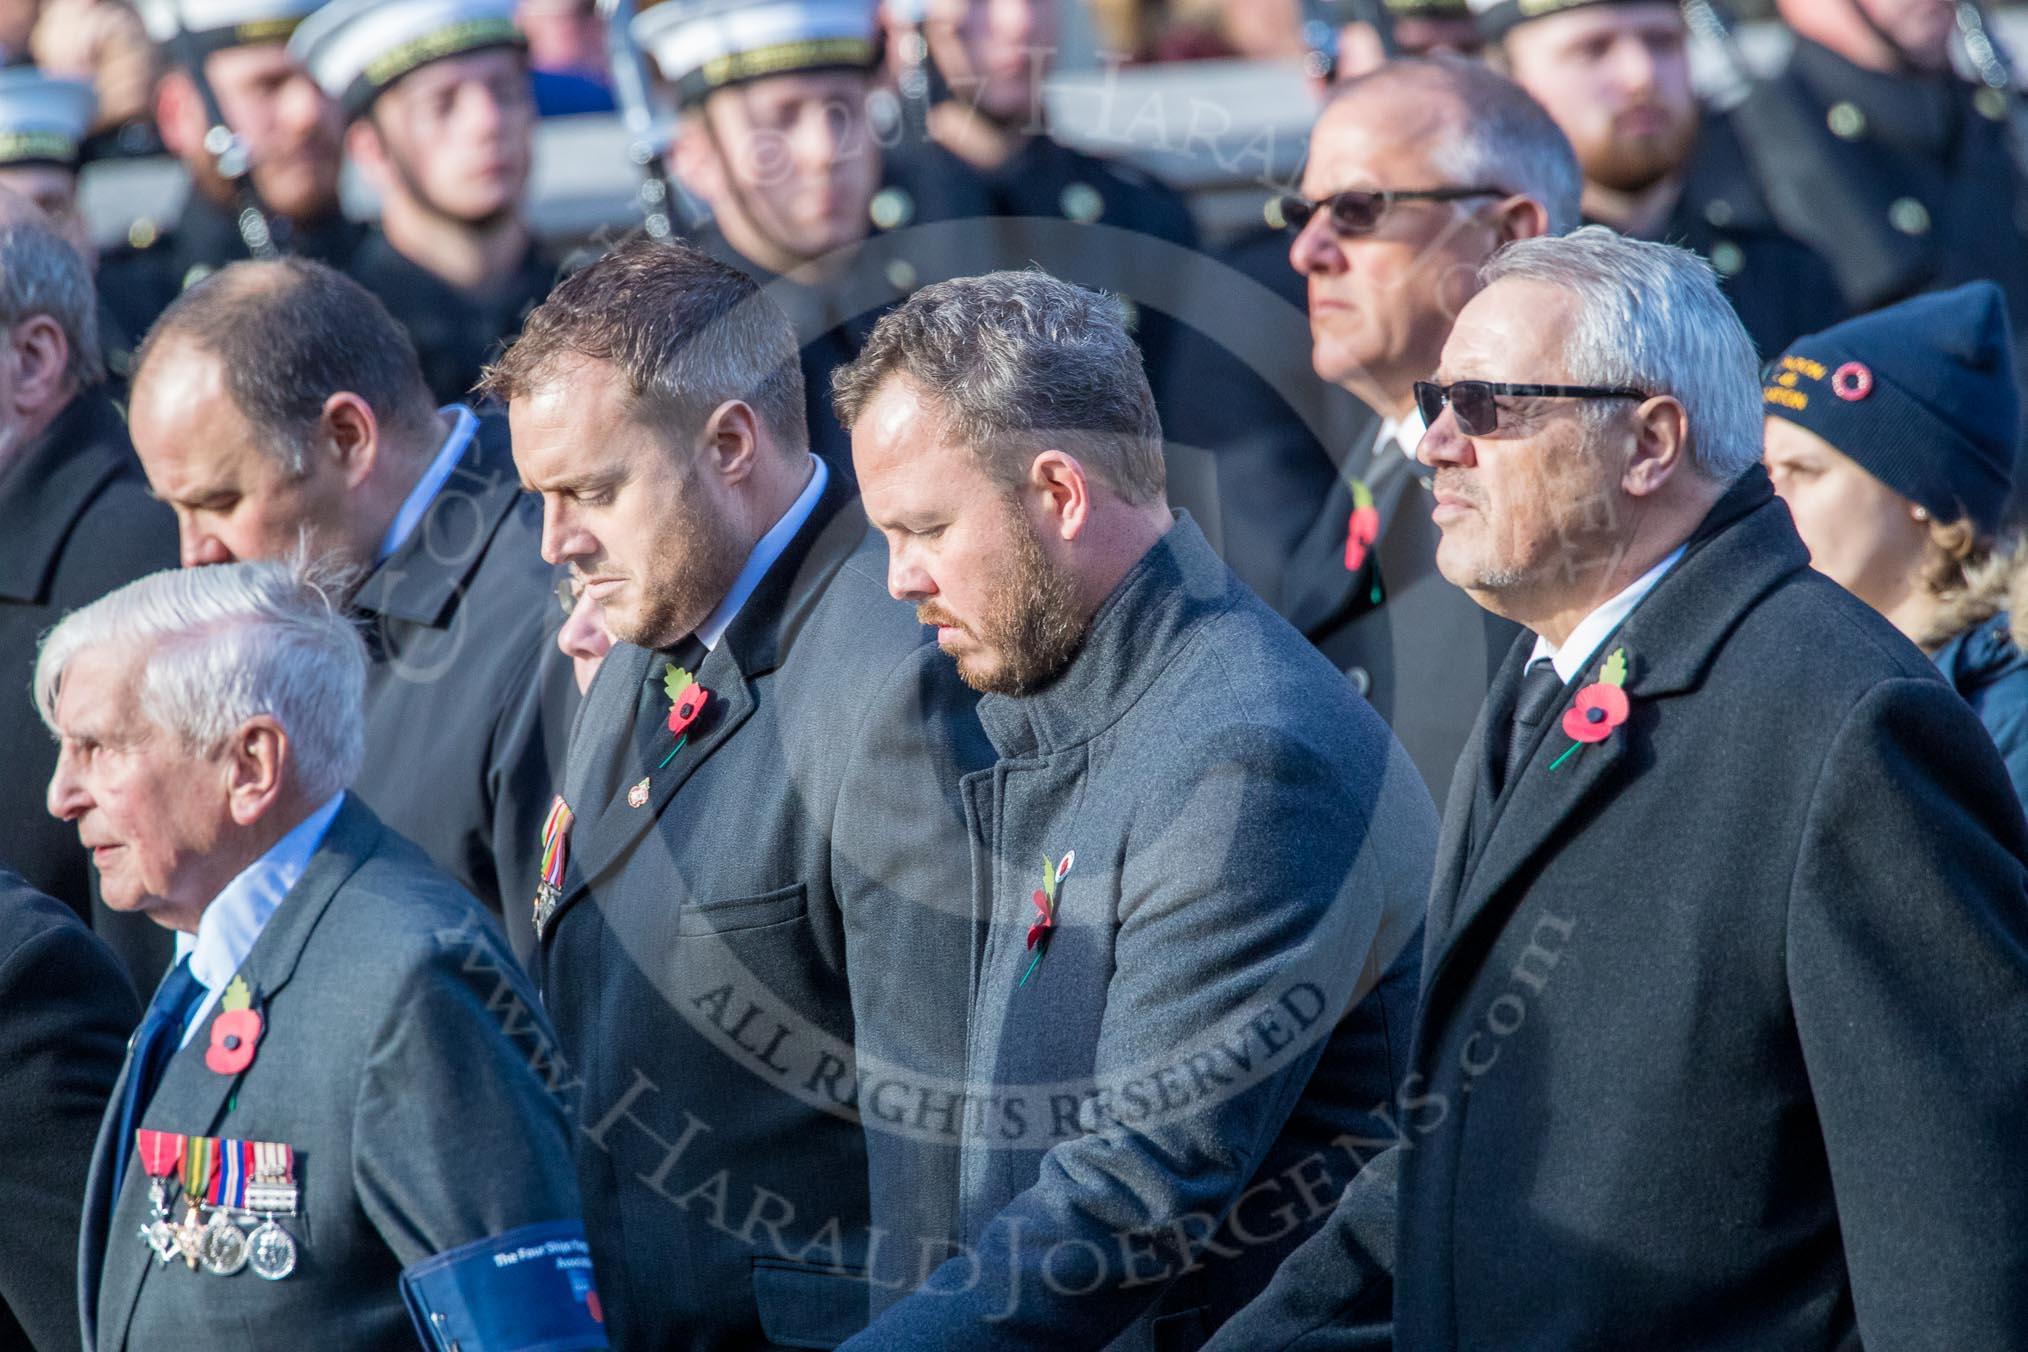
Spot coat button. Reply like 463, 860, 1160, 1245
1976, 87, 2010, 121
1061, 182, 1105, 223
1710, 241, 1745, 277
1888, 197, 1932, 235
885, 259, 919, 292
1347, 665, 1372, 696
1827, 101, 1866, 139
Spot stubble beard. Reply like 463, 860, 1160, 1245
923, 511, 1087, 697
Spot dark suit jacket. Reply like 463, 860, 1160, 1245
844, 518, 1437, 1352
536, 472, 989, 1351
1210, 468, 2028, 1351
78, 797, 587, 1352
1282, 433, 1518, 805
0, 875, 136, 1352
349, 411, 575, 962
0, 390, 179, 988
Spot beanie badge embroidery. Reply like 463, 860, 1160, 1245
1831, 362, 1874, 402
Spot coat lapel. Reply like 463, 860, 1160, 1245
92, 800, 383, 1351
1423, 470, 1805, 1005
1283, 437, 1415, 637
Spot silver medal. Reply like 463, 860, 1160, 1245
200, 1213, 248, 1276
247, 1219, 296, 1280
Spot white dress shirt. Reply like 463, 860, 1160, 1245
174, 791, 347, 1045
695, 455, 828, 651
1374, 403, 1429, 463
1528, 545, 1687, 683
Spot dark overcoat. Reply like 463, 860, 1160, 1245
0, 390, 178, 986
0, 874, 137, 1352
1212, 468, 2028, 1350
844, 518, 1437, 1351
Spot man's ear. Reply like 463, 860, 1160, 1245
225, 715, 288, 827
1622, 395, 1692, 498
1028, 449, 1091, 542
1495, 194, 1552, 244
154, 69, 205, 160
345, 116, 393, 193
9, 315, 68, 411
699, 398, 760, 486
670, 119, 726, 201
319, 391, 381, 490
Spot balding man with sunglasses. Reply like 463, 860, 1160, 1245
1213, 227, 2028, 1351
1277, 58, 1579, 803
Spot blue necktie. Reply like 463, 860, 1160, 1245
107, 959, 205, 1211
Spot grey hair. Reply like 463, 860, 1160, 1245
832, 270, 1166, 506
35, 560, 367, 803
1334, 57, 1584, 236
1482, 226, 1763, 480
0, 217, 102, 388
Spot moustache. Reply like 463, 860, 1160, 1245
917, 604, 967, 635
1434, 470, 1485, 508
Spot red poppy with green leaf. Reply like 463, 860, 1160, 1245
1344, 479, 1380, 572
1550, 647, 1630, 769
1020, 851, 1075, 988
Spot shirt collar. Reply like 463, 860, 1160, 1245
695, 455, 827, 652
1528, 545, 1687, 684
376, 405, 479, 564
175, 791, 346, 1044
1374, 403, 1429, 462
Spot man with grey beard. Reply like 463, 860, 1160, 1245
834, 270, 1437, 1348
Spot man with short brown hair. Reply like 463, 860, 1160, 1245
488, 236, 986, 1349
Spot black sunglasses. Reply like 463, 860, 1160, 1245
1414, 380, 1650, 437
1276, 186, 1509, 236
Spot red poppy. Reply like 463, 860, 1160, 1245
1027, 888, 1054, 950
205, 1008, 263, 1075
1561, 681, 1630, 743
667, 685, 709, 735
1344, 501, 1380, 572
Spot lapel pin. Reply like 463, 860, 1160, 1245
1020, 852, 1076, 988
1549, 646, 1631, 770
627, 777, 649, 808
204, 977, 262, 1076
659, 664, 712, 769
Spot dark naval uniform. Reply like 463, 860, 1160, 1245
1635, 109, 1846, 358
883, 132, 1199, 398
1740, 36, 2028, 332
347, 230, 558, 404
349, 411, 574, 962
0, 390, 178, 986
96, 194, 364, 363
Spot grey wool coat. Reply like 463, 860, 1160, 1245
1209, 467, 2028, 1351
844, 516, 1438, 1352
534, 470, 992, 1352
78, 796, 589, 1352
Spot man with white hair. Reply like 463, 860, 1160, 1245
1209, 227, 2028, 1349
53, 561, 607, 1352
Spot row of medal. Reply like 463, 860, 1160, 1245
135, 1130, 299, 1280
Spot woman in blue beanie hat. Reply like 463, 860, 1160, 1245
1764, 281, 2028, 804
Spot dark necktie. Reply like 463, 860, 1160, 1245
1499, 658, 1566, 795
107, 958, 205, 1210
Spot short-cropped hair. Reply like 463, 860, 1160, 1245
1481, 227, 1764, 481
831, 270, 1166, 506
35, 560, 367, 804
0, 216, 102, 388
478, 237, 808, 450
135, 258, 438, 477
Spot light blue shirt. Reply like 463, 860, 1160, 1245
375, 404, 480, 564
1528, 545, 1688, 684
174, 791, 346, 1045
695, 455, 828, 651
